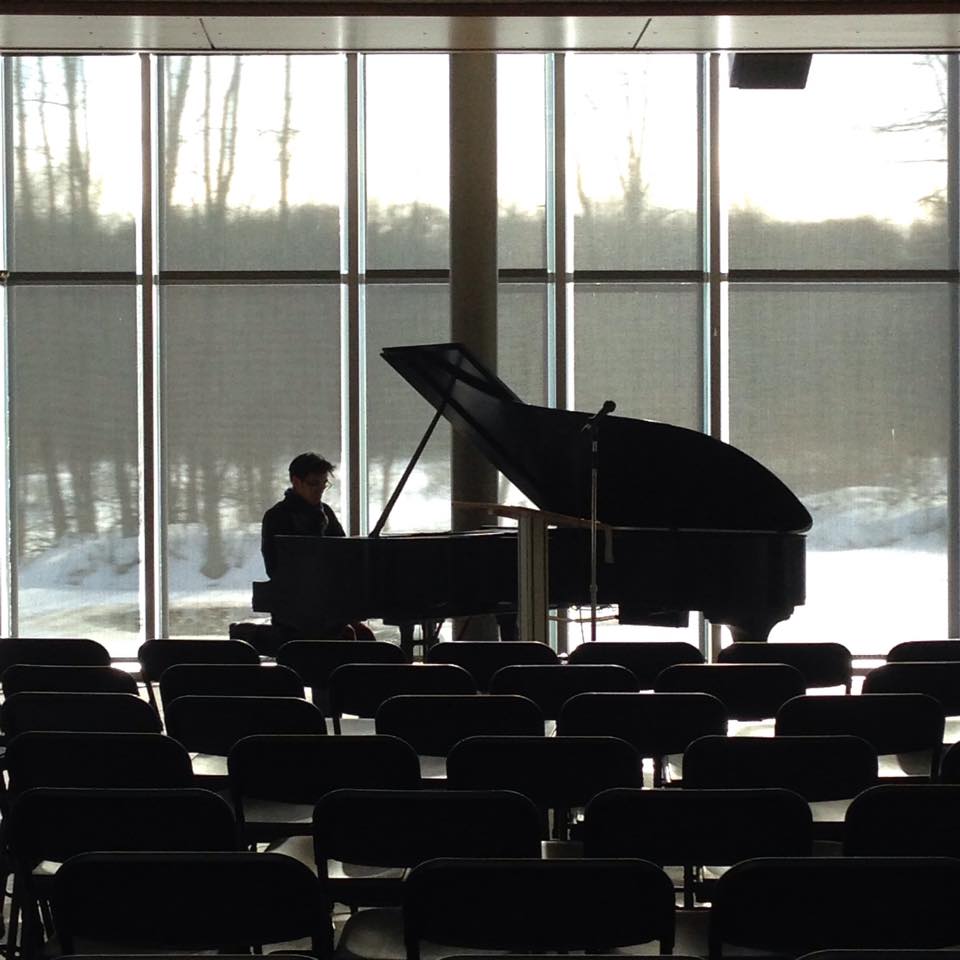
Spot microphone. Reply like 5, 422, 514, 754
581, 400, 616, 432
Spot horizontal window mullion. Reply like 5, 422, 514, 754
4, 272, 137, 285
730, 269, 959, 283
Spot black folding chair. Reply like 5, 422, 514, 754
1, 665, 138, 699
374, 693, 544, 760
567, 640, 703, 688
583, 786, 812, 907
708, 857, 960, 958
558, 691, 727, 786
843, 783, 960, 856
1, 692, 161, 739
277, 639, 409, 712
158, 662, 304, 709
488, 664, 638, 721
4, 731, 195, 796
228, 733, 421, 845
718, 641, 852, 692
163, 695, 326, 781
327, 663, 476, 734
313, 787, 542, 907
446, 734, 642, 839
52, 851, 329, 956
887, 639, 960, 662
138, 638, 260, 710
863, 661, 960, 716
776, 692, 944, 779
0, 639, 110, 675
683, 733, 878, 840
426, 640, 559, 692
655, 662, 806, 722
7, 787, 239, 956
404, 858, 676, 959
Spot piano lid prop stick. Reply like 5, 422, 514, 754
586, 400, 616, 641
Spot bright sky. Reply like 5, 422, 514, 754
15, 51, 947, 229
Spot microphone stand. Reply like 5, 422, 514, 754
582, 400, 615, 642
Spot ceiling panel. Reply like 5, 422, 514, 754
202, 15, 647, 50
0, 15, 210, 50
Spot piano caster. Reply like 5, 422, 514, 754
399, 620, 443, 661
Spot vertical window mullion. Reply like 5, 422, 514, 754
0, 57, 14, 636
947, 53, 959, 638
142, 53, 163, 640
345, 52, 365, 535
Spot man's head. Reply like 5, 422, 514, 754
288, 452, 334, 507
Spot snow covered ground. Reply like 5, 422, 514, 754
13, 481, 951, 659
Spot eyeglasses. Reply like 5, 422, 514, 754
303, 477, 331, 490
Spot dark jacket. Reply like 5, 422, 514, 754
261, 488, 345, 578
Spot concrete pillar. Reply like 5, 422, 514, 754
449, 53, 499, 639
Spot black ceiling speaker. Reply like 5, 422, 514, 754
729, 53, 812, 89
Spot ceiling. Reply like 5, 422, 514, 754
2, 3, 960, 52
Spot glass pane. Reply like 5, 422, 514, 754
10, 56, 139, 271
365, 283, 450, 533
365, 55, 449, 269
162, 284, 342, 636
729, 283, 950, 653
161, 55, 344, 271
573, 283, 702, 428
498, 55, 547, 269
11, 286, 140, 655
726, 54, 949, 269
498, 283, 548, 507
567, 54, 700, 270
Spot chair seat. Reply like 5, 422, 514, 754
809, 798, 852, 823
190, 752, 229, 777
339, 718, 378, 736
419, 756, 447, 780
243, 798, 315, 828
878, 749, 935, 778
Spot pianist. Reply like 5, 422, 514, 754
261, 451, 360, 640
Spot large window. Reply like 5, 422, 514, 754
0, 51, 955, 658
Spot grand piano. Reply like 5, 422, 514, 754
256, 342, 812, 643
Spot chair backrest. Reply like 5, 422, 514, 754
5, 731, 194, 793
0, 638, 110, 674
328, 663, 477, 720
313, 788, 542, 870
1, 691, 162, 737
228, 733, 421, 808
843, 784, 960, 856
583, 786, 813, 864
558, 691, 727, 758
718, 641, 852, 691
567, 640, 703, 688
138, 638, 260, 707
164, 695, 326, 756
138, 638, 261, 682
53, 851, 328, 955
887, 640, 960, 662
708, 857, 960, 957
158, 662, 304, 708
655, 663, 806, 721
863, 662, 960, 714
7, 786, 239, 862
375, 694, 544, 755
277, 639, 409, 692
776, 693, 944, 768
404, 858, 676, 959
683, 734, 877, 801
446, 735, 642, 813
1, 664, 138, 698
488, 664, 638, 719
426, 641, 559, 691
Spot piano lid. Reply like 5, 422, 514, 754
382, 342, 812, 534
